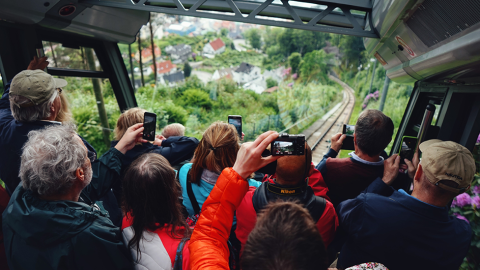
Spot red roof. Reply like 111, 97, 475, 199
209, 38, 225, 52
264, 86, 278, 93
151, 60, 176, 74
142, 46, 161, 59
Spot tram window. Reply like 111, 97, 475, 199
41, 41, 103, 71
56, 76, 120, 156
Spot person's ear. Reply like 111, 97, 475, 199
50, 102, 56, 114
353, 133, 357, 145
414, 164, 423, 182
75, 167, 85, 181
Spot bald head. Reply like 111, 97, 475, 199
275, 143, 312, 185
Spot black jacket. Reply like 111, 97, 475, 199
2, 148, 134, 270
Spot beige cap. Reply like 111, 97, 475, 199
419, 139, 476, 194
9, 70, 67, 107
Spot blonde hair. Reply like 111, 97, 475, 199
188, 121, 239, 183
162, 123, 185, 138
55, 92, 73, 123
114, 107, 146, 140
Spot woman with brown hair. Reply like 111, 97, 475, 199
179, 121, 261, 219
122, 153, 191, 269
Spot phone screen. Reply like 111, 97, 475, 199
344, 124, 355, 137
143, 113, 156, 141
228, 116, 242, 137
399, 137, 418, 163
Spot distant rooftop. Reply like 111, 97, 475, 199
235, 62, 256, 73
209, 38, 225, 51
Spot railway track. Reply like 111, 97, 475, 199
305, 75, 356, 164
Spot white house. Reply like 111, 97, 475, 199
243, 76, 267, 94
211, 66, 236, 81
203, 38, 226, 57
263, 66, 285, 84
232, 62, 261, 85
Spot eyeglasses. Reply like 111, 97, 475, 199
87, 151, 96, 163
57, 88, 63, 94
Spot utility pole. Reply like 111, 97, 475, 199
379, 73, 390, 112
138, 33, 145, 87
368, 60, 377, 94
128, 44, 135, 91
149, 19, 157, 83
85, 48, 111, 147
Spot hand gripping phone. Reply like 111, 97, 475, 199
399, 136, 418, 164
143, 112, 157, 141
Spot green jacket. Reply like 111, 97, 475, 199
2, 148, 134, 270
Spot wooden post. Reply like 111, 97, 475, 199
85, 48, 111, 147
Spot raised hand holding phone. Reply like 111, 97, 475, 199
143, 112, 157, 141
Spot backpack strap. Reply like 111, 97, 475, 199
252, 182, 327, 223
307, 196, 327, 223
186, 180, 201, 215
172, 237, 189, 270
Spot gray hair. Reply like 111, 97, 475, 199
10, 89, 59, 122
162, 123, 185, 138
20, 124, 87, 197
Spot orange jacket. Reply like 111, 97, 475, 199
189, 168, 248, 270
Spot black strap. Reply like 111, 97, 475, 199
172, 237, 190, 270
253, 182, 327, 223
186, 180, 201, 215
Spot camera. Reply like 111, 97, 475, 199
271, 133, 305, 156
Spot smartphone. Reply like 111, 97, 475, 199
399, 136, 418, 164
228, 115, 242, 138
341, 124, 355, 150
271, 133, 305, 156
143, 112, 157, 141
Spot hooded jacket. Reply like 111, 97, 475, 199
2, 148, 134, 270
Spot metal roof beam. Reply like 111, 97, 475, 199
80, 0, 378, 38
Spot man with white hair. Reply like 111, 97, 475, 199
0, 57, 95, 195
2, 123, 146, 270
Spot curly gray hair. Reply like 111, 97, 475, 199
20, 124, 88, 196
10, 89, 59, 122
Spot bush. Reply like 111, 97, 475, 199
266, 78, 278, 89
181, 89, 212, 110
449, 173, 480, 269
162, 101, 188, 125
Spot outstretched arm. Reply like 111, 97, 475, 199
189, 131, 281, 270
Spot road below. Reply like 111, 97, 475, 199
192, 70, 212, 84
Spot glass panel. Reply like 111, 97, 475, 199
56, 76, 120, 156
41, 41, 103, 71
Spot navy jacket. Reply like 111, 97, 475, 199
337, 178, 472, 270
0, 81, 96, 195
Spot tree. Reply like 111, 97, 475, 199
339, 35, 366, 67
184, 62, 192, 77
220, 28, 228, 37
288, 52, 302, 74
245, 28, 261, 50
299, 50, 332, 83
266, 78, 278, 89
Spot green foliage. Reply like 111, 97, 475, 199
277, 29, 327, 57
181, 89, 212, 110
266, 78, 278, 89
202, 50, 263, 69
288, 52, 302, 74
184, 62, 192, 77
339, 35, 367, 67
220, 28, 228, 37
449, 173, 480, 269
299, 50, 332, 83
245, 28, 262, 50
